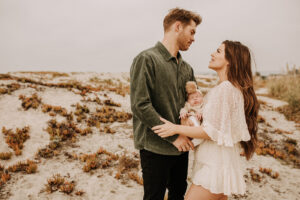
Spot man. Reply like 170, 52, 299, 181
130, 8, 202, 200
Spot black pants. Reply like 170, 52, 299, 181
140, 149, 189, 200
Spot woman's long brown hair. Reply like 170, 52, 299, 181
223, 40, 260, 160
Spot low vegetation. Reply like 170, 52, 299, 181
0, 83, 21, 95
19, 93, 42, 110
0, 165, 11, 188
44, 174, 75, 194
7, 159, 37, 174
258, 69, 300, 123
0, 152, 13, 160
2, 126, 30, 156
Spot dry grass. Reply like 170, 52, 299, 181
276, 105, 300, 124
2, 126, 30, 156
273, 128, 292, 135
259, 167, 279, 179
17, 71, 69, 78
115, 154, 142, 185
81, 96, 103, 105
249, 168, 262, 182
74, 103, 89, 122
0, 74, 112, 96
72, 147, 141, 185
0, 168, 11, 188
128, 172, 143, 185
73, 147, 119, 173
255, 138, 300, 168
0, 83, 21, 95
0, 73, 139, 195
103, 126, 116, 134
254, 73, 300, 124
87, 106, 132, 127
253, 75, 268, 89
89, 77, 113, 85
8, 160, 37, 174
255, 140, 286, 159
257, 115, 266, 123
118, 154, 139, 173
104, 99, 121, 107
42, 104, 73, 121
267, 74, 300, 113
0, 152, 13, 160
90, 77, 130, 96
46, 119, 79, 142
45, 174, 65, 193
247, 166, 279, 184
59, 181, 75, 194
19, 93, 42, 110
44, 174, 75, 194
36, 141, 61, 159
75, 190, 85, 196
1, 73, 130, 97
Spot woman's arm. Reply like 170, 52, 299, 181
152, 117, 211, 140
176, 125, 211, 140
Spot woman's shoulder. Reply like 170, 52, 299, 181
217, 80, 234, 88
214, 80, 236, 93
212, 80, 243, 100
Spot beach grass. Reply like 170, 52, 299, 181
266, 74, 300, 122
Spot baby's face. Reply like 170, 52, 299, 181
188, 92, 203, 106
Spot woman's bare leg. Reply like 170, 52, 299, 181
184, 184, 227, 200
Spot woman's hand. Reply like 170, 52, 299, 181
152, 117, 178, 138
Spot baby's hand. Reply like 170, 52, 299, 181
180, 112, 188, 119
196, 113, 202, 121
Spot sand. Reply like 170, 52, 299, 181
0, 72, 299, 200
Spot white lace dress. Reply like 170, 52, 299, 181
191, 80, 250, 195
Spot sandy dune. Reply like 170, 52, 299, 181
0, 72, 299, 200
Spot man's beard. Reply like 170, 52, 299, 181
178, 36, 189, 51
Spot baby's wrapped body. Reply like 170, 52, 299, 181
180, 102, 204, 146
180, 80, 204, 146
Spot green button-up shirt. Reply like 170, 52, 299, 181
130, 41, 196, 155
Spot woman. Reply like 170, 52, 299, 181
152, 40, 259, 200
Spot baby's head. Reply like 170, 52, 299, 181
185, 81, 203, 106
188, 91, 203, 106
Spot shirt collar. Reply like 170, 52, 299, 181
155, 41, 182, 62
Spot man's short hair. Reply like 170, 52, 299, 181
163, 8, 202, 32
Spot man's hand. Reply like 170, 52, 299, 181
172, 135, 194, 152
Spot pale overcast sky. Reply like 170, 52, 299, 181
0, 0, 299, 74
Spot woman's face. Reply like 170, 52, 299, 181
208, 43, 229, 71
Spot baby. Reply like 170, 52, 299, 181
180, 81, 204, 146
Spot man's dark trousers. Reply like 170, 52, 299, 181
140, 149, 189, 200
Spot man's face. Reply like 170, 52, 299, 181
177, 20, 197, 51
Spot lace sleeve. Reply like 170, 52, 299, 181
202, 81, 250, 147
